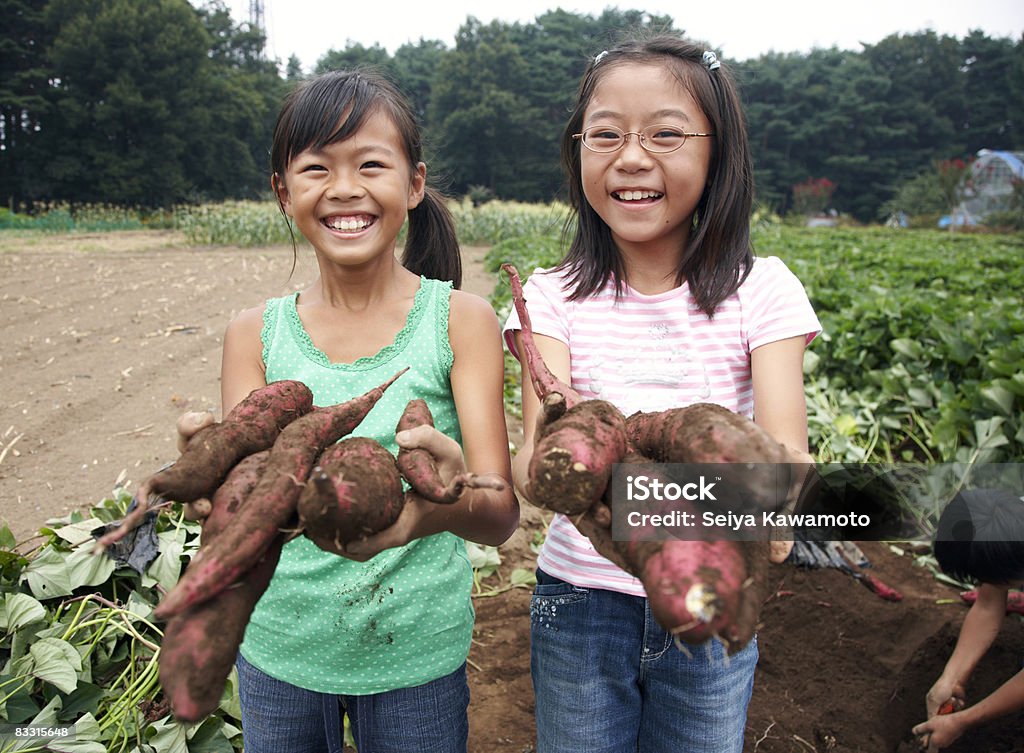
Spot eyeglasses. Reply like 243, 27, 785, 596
573, 124, 713, 154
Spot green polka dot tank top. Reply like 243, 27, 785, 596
238, 277, 474, 694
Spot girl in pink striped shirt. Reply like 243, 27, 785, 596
503, 33, 820, 753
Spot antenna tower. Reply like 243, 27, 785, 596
248, 0, 266, 59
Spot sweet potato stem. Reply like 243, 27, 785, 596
501, 263, 581, 407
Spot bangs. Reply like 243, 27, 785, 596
272, 72, 381, 173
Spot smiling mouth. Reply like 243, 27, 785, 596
612, 190, 663, 202
323, 215, 375, 232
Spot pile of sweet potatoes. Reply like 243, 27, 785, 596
101, 369, 500, 721
503, 263, 795, 654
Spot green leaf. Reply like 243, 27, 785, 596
147, 716, 189, 753
0, 525, 16, 550
22, 547, 73, 600
49, 738, 107, 752
802, 349, 820, 374
979, 383, 1015, 417
0, 680, 40, 724
187, 717, 233, 753
48, 712, 105, 752
29, 637, 82, 694
65, 544, 116, 590
0, 593, 47, 631
906, 387, 933, 409
124, 591, 156, 623
51, 519, 108, 548
217, 669, 242, 721
890, 337, 923, 360
834, 414, 859, 437
509, 568, 536, 587
57, 682, 104, 721
974, 417, 1009, 451
465, 542, 501, 571
143, 530, 186, 593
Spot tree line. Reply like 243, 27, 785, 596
3, 0, 1021, 221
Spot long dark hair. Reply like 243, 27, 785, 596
270, 68, 461, 288
558, 33, 754, 316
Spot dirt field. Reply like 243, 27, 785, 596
1, 231, 1021, 753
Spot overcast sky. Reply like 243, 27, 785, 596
217, 0, 1023, 73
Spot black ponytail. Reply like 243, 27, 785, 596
403, 186, 462, 289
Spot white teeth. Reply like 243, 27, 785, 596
616, 190, 662, 201
327, 217, 370, 231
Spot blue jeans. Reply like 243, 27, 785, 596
236, 653, 469, 753
530, 568, 757, 753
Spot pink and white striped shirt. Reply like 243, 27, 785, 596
502, 256, 821, 596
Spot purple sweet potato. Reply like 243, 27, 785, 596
159, 449, 279, 722
527, 399, 628, 515
395, 398, 505, 505
298, 436, 407, 553
626, 402, 791, 465
153, 369, 406, 620
592, 452, 767, 652
502, 263, 628, 513
97, 380, 314, 549
161, 534, 284, 722
626, 402, 797, 515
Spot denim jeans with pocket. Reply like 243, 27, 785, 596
236, 652, 469, 753
530, 568, 757, 753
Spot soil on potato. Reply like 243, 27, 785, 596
1, 232, 1021, 753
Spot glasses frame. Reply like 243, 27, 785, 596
572, 124, 714, 154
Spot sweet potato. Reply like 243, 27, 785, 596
395, 398, 505, 504
502, 263, 628, 513
527, 399, 628, 515
627, 402, 791, 466
153, 369, 406, 620
960, 589, 1024, 615
298, 436, 407, 553
159, 450, 280, 722
631, 540, 747, 643
627, 402, 798, 518
606, 450, 766, 650
200, 450, 269, 541
96, 380, 314, 550
161, 535, 284, 722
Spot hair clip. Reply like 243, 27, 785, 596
702, 50, 721, 71
594, 50, 609, 64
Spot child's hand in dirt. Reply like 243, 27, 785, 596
912, 707, 967, 752
925, 680, 966, 718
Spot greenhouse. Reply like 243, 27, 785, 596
956, 149, 1024, 224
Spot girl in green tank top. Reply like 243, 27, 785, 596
181, 70, 517, 753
